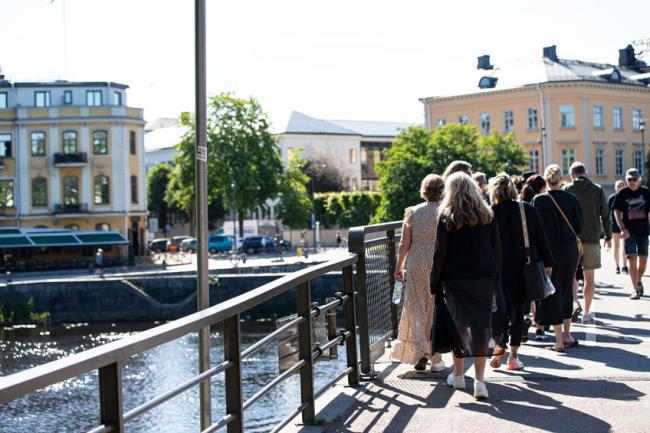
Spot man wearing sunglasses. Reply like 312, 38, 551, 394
613, 168, 650, 299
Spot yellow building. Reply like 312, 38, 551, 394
420, 45, 650, 192
0, 76, 147, 255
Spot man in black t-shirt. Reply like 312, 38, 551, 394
613, 168, 650, 299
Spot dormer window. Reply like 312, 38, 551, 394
479, 76, 498, 89
591, 68, 622, 83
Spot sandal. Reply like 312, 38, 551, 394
571, 305, 583, 323
564, 339, 579, 348
414, 357, 428, 372
490, 347, 506, 369
548, 346, 565, 353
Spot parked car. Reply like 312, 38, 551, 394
208, 234, 233, 253
180, 238, 197, 253
167, 236, 191, 252
241, 236, 275, 254
148, 238, 169, 253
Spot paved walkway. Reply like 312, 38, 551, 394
288, 249, 650, 433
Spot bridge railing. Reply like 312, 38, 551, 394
348, 221, 402, 376
0, 254, 359, 433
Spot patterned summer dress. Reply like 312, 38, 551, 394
392, 201, 442, 365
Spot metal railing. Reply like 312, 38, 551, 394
54, 203, 90, 214
348, 221, 402, 376
53, 152, 88, 164
0, 254, 359, 433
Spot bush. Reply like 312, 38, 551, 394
314, 191, 381, 228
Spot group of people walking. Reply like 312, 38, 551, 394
392, 160, 649, 400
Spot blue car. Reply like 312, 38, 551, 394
208, 234, 233, 253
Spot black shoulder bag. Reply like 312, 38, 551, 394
519, 202, 555, 301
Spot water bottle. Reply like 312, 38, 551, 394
392, 282, 403, 304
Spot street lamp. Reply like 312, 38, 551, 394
640, 120, 646, 181
231, 181, 237, 254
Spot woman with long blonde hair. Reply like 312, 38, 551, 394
430, 172, 502, 400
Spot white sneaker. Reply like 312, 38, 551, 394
473, 381, 489, 400
430, 360, 446, 372
506, 354, 524, 370
446, 372, 465, 389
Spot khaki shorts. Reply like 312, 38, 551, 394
581, 243, 601, 270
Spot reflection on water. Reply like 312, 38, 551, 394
0, 322, 347, 433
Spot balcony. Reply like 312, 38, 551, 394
53, 152, 87, 166
53, 203, 89, 214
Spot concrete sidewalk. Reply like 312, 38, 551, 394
284, 248, 650, 433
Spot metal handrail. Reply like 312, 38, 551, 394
0, 253, 359, 433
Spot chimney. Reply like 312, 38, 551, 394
543, 45, 558, 62
477, 55, 493, 70
619, 44, 636, 67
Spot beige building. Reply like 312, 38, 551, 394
420, 44, 650, 192
0, 75, 147, 255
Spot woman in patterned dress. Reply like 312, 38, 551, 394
392, 174, 446, 372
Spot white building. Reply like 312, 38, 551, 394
144, 118, 186, 172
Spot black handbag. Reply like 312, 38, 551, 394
519, 202, 556, 301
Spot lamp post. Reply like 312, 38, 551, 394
640, 120, 646, 182
231, 180, 237, 254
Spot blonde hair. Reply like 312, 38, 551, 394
615, 180, 625, 192
420, 174, 445, 202
442, 160, 472, 180
439, 172, 493, 230
489, 172, 517, 204
544, 164, 563, 186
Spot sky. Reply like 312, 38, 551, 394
1, 0, 649, 132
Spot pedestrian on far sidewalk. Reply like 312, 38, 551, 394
95, 248, 104, 278
563, 162, 611, 324
609, 180, 627, 274
613, 168, 650, 300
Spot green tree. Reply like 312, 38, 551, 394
147, 162, 172, 231
277, 149, 312, 230
479, 131, 529, 177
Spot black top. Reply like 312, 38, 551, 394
430, 217, 502, 296
612, 186, 650, 237
532, 190, 584, 251
608, 193, 620, 231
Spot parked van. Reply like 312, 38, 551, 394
208, 234, 233, 253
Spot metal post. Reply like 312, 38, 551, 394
342, 265, 359, 386
98, 362, 124, 433
194, 0, 211, 429
386, 229, 398, 339
296, 281, 315, 423
224, 314, 244, 433
348, 227, 372, 375
231, 181, 237, 254
641, 121, 646, 182
326, 297, 338, 360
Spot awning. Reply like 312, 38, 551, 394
0, 228, 129, 249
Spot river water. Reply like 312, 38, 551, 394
0, 322, 348, 433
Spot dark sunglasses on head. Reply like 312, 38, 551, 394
627, 178, 639, 182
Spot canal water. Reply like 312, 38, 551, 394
0, 322, 348, 433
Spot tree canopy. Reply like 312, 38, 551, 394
374, 124, 529, 221
276, 148, 312, 230
303, 154, 344, 193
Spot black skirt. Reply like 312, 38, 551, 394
432, 276, 497, 358
535, 244, 580, 326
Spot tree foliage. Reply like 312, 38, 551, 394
314, 192, 382, 228
374, 124, 529, 221
277, 148, 312, 230
304, 155, 344, 193
147, 162, 172, 229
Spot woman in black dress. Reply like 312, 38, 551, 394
488, 173, 553, 370
532, 164, 584, 352
430, 172, 501, 400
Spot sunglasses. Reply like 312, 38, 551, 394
627, 178, 639, 182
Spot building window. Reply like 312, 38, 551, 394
93, 130, 108, 155
62, 131, 78, 154
633, 108, 643, 131
131, 175, 138, 204
63, 90, 73, 105
613, 107, 623, 130
360, 147, 367, 165
63, 175, 79, 205
351, 177, 358, 190
32, 177, 47, 207
86, 90, 102, 106
593, 105, 604, 129
480, 113, 490, 134
527, 108, 538, 130
0, 92, 7, 109
635, 150, 643, 175
561, 148, 575, 174
96, 223, 111, 231
31, 132, 46, 156
0, 133, 13, 157
529, 150, 539, 172
113, 92, 122, 106
458, 115, 468, 125
34, 91, 51, 107
560, 105, 575, 128
504, 110, 514, 132
616, 149, 624, 176
64, 224, 80, 232
94, 175, 110, 205
349, 148, 357, 164
595, 149, 604, 176
437, 118, 446, 127
129, 131, 136, 155
0, 179, 14, 207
